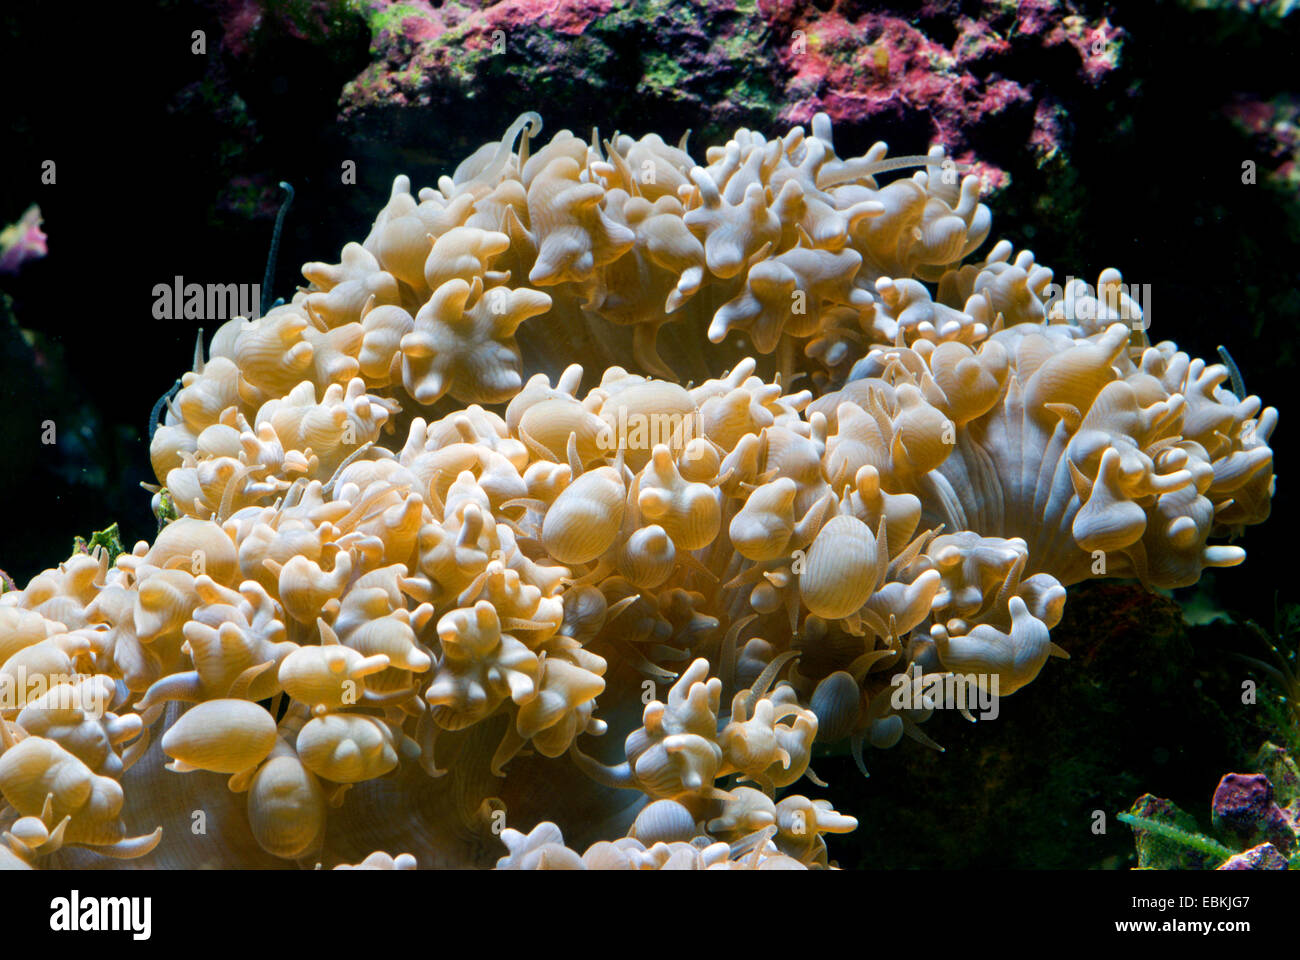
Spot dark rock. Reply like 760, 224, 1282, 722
1127, 794, 1222, 871
1252, 741, 1300, 807
1211, 773, 1295, 855
1217, 843, 1289, 871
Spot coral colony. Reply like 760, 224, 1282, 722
0, 113, 1277, 868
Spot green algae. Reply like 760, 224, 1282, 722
1119, 800, 1233, 869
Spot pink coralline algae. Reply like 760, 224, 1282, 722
307, 1, 1123, 193
213, 0, 356, 59
1226, 94, 1300, 190
0, 206, 47, 276
767, 1, 1121, 189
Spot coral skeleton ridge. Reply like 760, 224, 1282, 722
0, 112, 1277, 869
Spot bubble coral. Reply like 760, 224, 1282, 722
0, 112, 1277, 869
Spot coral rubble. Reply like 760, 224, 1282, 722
1121, 742, 1300, 870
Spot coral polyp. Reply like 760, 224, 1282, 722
0, 112, 1277, 869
